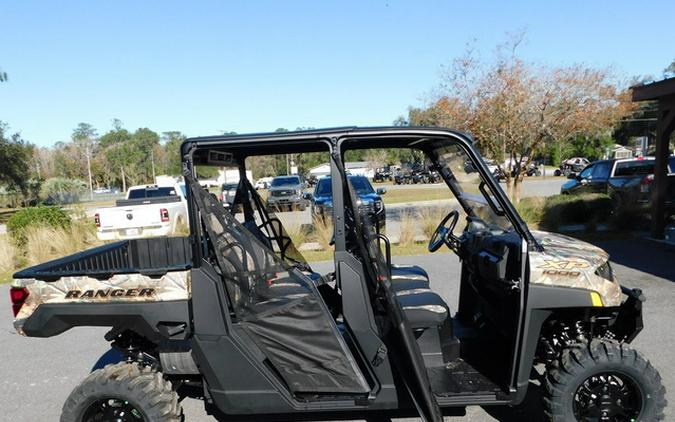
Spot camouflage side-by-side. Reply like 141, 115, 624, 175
529, 231, 622, 307
12, 271, 191, 335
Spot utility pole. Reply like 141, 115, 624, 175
86, 143, 93, 200
151, 148, 156, 183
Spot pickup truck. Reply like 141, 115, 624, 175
94, 184, 188, 240
561, 156, 675, 212
265, 175, 307, 211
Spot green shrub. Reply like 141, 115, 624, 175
518, 194, 612, 231
7, 206, 71, 245
516, 197, 545, 227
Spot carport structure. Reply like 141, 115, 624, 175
632, 77, 675, 238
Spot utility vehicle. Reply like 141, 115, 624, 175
10, 127, 666, 421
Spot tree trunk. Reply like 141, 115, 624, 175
505, 176, 514, 199
512, 175, 523, 204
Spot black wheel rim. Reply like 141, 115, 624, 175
82, 398, 145, 422
572, 372, 643, 422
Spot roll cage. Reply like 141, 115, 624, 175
180, 127, 536, 420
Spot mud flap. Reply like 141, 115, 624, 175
612, 286, 644, 343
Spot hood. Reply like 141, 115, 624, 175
532, 230, 608, 265
269, 184, 301, 192
529, 231, 621, 307
313, 197, 333, 207
357, 193, 380, 202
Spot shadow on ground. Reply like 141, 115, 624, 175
593, 238, 675, 282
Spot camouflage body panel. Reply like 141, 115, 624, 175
12, 270, 190, 335
529, 231, 622, 307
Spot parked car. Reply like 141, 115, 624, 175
220, 182, 239, 208
254, 176, 273, 190
11, 127, 664, 422
307, 175, 386, 229
266, 175, 306, 211
198, 178, 219, 188
560, 156, 675, 211
556, 157, 590, 177
94, 183, 188, 240
93, 187, 113, 194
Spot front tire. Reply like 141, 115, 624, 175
543, 340, 666, 421
61, 362, 183, 422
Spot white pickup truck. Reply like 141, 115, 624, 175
94, 184, 188, 241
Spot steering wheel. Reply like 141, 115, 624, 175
428, 210, 461, 253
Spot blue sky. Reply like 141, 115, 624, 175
1, 1, 673, 147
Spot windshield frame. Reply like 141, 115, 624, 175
336, 131, 537, 249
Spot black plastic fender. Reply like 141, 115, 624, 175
21, 300, 191, 342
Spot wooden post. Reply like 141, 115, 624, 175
651, 100, 675, 239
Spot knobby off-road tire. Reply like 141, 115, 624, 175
544, 339, 666, 421
61, 362, 183, 422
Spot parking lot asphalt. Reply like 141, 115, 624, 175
1, 238, 672, 421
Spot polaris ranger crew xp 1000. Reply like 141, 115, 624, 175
10, 127, 666, 421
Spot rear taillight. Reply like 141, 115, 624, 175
94, 213, 100, 228
640, 175, 653, 193
160, 208, 170, 222
10, 287, 29, 317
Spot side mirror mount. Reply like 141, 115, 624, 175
302, 192, 313, 201
376, 188, 387, 195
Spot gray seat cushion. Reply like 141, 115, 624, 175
391, 265, 429, 282
391, 278, 429, 294
398, 291, 449, 329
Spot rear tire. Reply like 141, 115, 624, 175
543, 339, 666, 421
61, 362, 183, 422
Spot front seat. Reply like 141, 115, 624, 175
397, 290, 449, 330
391, 264, 429, 281
390, 264, 430, 292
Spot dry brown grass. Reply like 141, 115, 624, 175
418, 207, 447, 240
0, 234, 16, 274
312, 218, 334, 251
397, 211, 416, 247
284, 223, 309, 246
24, 220, 101, 266
174, 218, 190, 236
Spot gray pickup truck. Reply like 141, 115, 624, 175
265, 175, 307, 211
561, 156, 675, 212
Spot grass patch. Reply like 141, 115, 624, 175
397, 211, 417, 247
382, 187, 451, 205
312, 218, 334, 252
23, 221, 100, 266
0, 208, 102, 284
285, 223, 310, 246
0, 235, 16, 280
418, 207, 447, 239
300, 249, 334, 262
301, 241, 438, 263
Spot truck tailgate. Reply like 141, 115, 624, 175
98, 205, 165, 232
